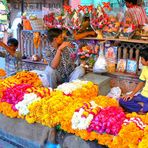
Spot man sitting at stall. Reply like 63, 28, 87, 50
125, 0, 148, 26
0, 38, 22, 76
42, 28, 85, 88
119, 47, 148, 113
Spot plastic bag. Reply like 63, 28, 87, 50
93, 54, 107, 73
93, 42, 107, 73
107, 87, 121, 99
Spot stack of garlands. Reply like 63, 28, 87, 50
15, 86, 51, 116
93, 95, 119, 108
56, 80, 98, 100
71, 101, 101, 130
0, 84, 32, 117
88, 106, 126, 135
0, 76, 20, 98
13, 71, 42, 87
26, 91, 73, 127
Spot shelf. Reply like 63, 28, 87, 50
83, 37, 148, 44
86, 68, 139, 80
103, 72, 139, 80
22, 59, 47, 65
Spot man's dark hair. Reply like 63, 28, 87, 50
47, 28, 63, 42
125, 0, 138, 5
140, 47, 148, 61
7, 38, 18, 47
83, 16, 90, 22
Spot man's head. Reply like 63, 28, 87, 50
7, 38, 18, 51
140, 47, 148, 66
47, 28, 63, 45
82, 16, 90, 29
125, 0, 137, 7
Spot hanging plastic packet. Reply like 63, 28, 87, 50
93, 42, 107, 73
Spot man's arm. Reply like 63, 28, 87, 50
73, 31, 96, 40
51, 42, 70, 69
0, 41, 15, 56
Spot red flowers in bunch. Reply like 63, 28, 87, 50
87, 106, 126, 135
63, 5, 72, 14
43, 13, 56, 28
1, 84, 32, 111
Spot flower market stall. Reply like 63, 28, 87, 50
18, 2, 148, 94
0, 69, 148, 147
0, 1, 148, 147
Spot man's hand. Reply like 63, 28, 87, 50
122, 93, 134, 101
58, 41, 71, 52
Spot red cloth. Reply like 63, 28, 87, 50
126, 6, 148, 26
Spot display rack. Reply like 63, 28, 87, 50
19, 30, 147, 93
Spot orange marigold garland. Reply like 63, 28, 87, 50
0, 102, 19, 118
13, 71, 42, 87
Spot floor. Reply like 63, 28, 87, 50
0, 137, 20, 148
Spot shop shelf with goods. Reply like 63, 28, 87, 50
18, 29, 147, 93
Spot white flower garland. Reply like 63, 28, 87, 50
15, 93, 41, 115
71, 101, 100, 130
56, 79, 88, 95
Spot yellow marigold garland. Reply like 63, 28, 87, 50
71, 82, 98, 100
92, 96, 119, 108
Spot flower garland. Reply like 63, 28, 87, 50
110, 122, 144, 148
26, 91, 73, 127
13, 71, 42, 87
123, 117, 146, 130
93, 96, 119, 108
71, 81, 98, 100
15, 93, 41, 116
56, 80, 89, 95
26, 87, 51, 98
87, 106, 125, 135
0, 102, 20, 118
138, 126, 148, 147
1, 84, 32, 111
71, 101, 101, 130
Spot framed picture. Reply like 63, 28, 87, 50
105, 46, 118, 63
116, 59, 126, 73
126, 59, 137, 74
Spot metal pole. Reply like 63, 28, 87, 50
21, 0, 24, 15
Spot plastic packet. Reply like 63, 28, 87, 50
107, 87, 122, 99
93, 42, 107, 73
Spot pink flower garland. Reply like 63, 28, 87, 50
87, 106, 126, 135
1, 84, 32, 111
